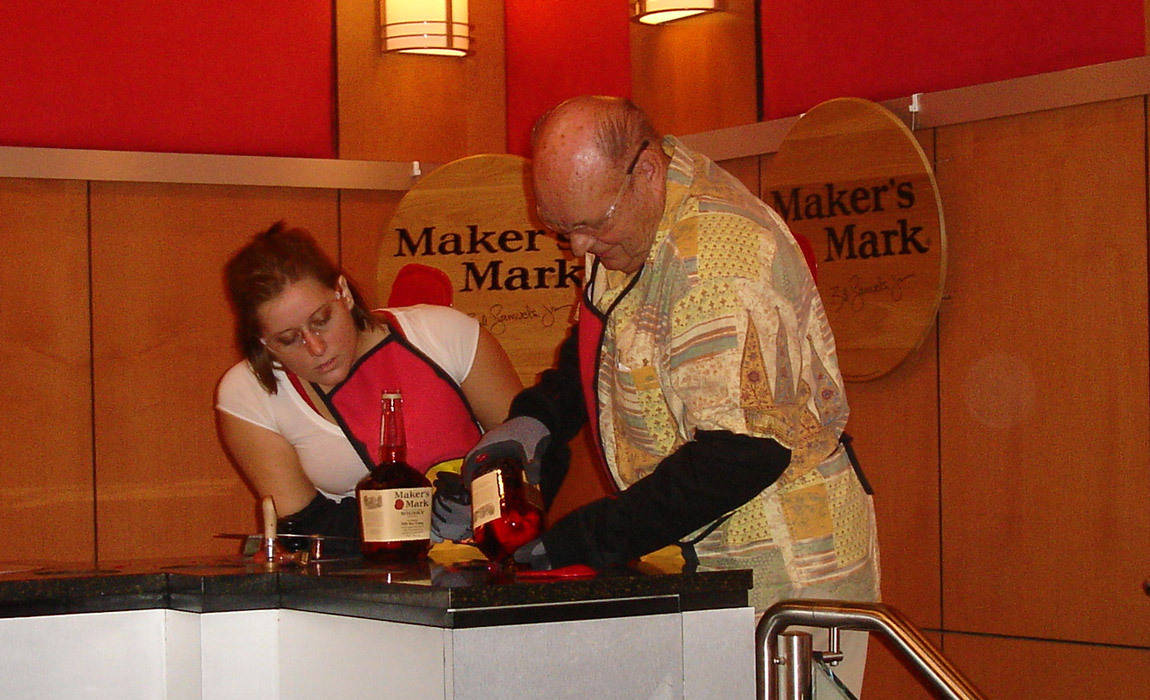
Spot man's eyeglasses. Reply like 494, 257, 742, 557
543, 139, 650, 236
260, 290, 346, 354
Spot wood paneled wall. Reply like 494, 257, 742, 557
0, 178, 405, 561
0, 179, 92, 562
0, 182, 331, 560
795, 96, 1150, 696
936, 97, 1147, 649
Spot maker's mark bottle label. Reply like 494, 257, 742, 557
359, 486, 433, 542
471, 469, 504, 528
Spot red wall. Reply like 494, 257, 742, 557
503, 0, 632, 157
0, 1, 334, 157
759, 0, 1145, 118
1, 2, 1144, 157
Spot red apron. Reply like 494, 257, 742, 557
322, 333, 481, 473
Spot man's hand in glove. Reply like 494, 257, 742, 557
430, 472, 472, 543
462, 416, 551, 485
513, 537, 552, 570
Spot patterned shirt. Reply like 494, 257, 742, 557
586, 136, 880, 611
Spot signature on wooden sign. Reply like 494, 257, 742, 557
826, 273, 917, 312
471, 302, 575, 335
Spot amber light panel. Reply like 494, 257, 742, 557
631, 0, 719, 24
382, 0, 471, 56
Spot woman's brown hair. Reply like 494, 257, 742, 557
224, 221, 377, 393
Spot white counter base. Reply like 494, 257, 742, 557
1, 606, 754, 698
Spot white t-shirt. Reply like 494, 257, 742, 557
215, 305, 479, 498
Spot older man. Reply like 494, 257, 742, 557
460, 95, 880, 690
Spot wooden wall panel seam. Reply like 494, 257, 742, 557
86, 179, 99, 563
939, 629, 1150, 653
931, 124, 946, 641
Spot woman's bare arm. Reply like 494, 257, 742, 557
217, 410, 317, 517
459, 326, 524, 431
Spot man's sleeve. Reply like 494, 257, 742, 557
540, 429, 791, 569
506, 323, 587, 507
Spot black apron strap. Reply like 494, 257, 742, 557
839, 431, 874, 495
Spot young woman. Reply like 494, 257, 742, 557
215, 222, 521, 549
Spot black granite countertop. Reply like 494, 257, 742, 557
0, 549, 751, 628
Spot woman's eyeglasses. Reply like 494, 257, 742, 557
260, 290, 346, 354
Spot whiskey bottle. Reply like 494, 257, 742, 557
470, 455, 544, 562
356, 391, 432, 562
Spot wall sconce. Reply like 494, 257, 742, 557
382, 0, 471, 56
631, 0, 720, 24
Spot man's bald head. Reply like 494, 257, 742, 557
530, 96, 665, 272
532, 96, 658, 173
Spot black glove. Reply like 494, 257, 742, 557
277, 492, 359, 557
513, 538, 553, 570
538, 430, 790, 570
463, 416, 551, 485
430, 472, 473, 543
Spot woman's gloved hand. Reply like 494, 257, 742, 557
462, 416, 551, 485
277, 492, 360, 557
430, 472, 472, 543
513, 537, 553, 570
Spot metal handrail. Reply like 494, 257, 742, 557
757, 599, 986, 700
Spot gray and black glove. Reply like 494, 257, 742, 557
513, 537, 552, 571
430, 472, 472, 543
461, 416, 551, 486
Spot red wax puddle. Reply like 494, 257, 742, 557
514, 564, 597, 581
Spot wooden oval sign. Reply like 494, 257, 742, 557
763, 98, 946, 381
378, 154, 581, 385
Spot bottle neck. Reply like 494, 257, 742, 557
380, 444, 406, 465
379, 394, 406, 465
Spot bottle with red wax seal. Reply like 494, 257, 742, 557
469, 455, 545, 561
356, 390, 432, 562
